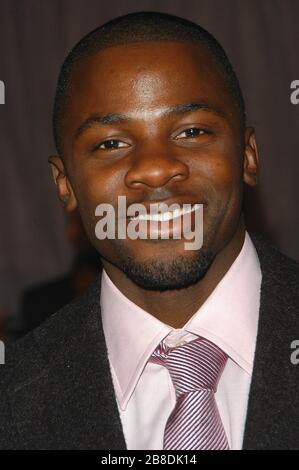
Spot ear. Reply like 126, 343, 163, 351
243, 127, 259, 187
48, 155, 77, 212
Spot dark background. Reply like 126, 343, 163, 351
0, 0, 298, 322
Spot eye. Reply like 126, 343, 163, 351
93, 139, 130, 151
175, 127, 209, 139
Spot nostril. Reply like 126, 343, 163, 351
125, 159, 189, 189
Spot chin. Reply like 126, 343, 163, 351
120, 249, 215, 292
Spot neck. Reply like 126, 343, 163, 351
102, 218, 246, 328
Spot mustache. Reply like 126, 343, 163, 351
125, 188, 206, 207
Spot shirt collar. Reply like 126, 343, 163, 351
100, 231, 261, 411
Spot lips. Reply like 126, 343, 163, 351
129, 203, 200, 222
126, 202, 205, 240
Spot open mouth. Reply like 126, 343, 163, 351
125, 203, 204, 243
128, 203, 201, 222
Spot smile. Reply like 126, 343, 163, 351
129, 204, 200, 222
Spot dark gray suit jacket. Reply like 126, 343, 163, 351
0, 233, 298, 449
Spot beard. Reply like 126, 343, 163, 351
117, 247, 215, 292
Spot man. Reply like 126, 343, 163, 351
0, 11, 298, 450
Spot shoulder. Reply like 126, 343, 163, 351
250, 231, 299, 288
249, 231, 299, 333
0, 272, 102, 388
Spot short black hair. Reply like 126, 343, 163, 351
52, 11, 246, 157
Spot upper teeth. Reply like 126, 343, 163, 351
130, 204, 200, 222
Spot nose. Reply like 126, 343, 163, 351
124, 143, 189, 190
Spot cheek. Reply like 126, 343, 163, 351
188, 142, 244, 221
72, 163, 121, 207
69, 164, 125, 238
197, 140, 243, 192
208, 161, 241, 194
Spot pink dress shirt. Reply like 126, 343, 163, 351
100, 231, 262, 450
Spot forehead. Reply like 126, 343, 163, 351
69, 41, 232, 113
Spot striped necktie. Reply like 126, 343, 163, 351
149, 336, 229, 450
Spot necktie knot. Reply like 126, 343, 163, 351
149, 335, 229, 449
149, 336, 228, 396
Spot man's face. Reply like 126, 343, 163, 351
50, 41, 258, 290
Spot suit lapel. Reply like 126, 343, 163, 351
242, 234, 299, 449
9, 273, 127, 449
9, 234, 299, 449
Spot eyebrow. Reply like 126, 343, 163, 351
75, 101, 226, 139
